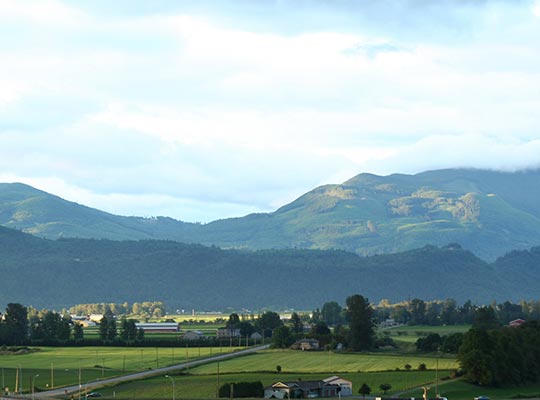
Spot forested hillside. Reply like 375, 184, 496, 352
0, 226, 538, 310
2, 168, 540, 260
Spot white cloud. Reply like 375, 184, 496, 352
0, 0, 86, 27
534, 1, 540, 17
1, 1, 540, 221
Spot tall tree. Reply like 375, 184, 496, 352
409, 299, 427, 325
256, 311, 282, 338
120, 317, 137, 341
321, 301, 343, 326
4, 303, 28, 344
346, 294, 374, 351
290, 312, 303, 334
73, 323, 84, 340
473, 306, 500, 330
227, 313, 241, 328
272, 326, 293, 348
107, 317, 117, 340
99, 316, 109, 340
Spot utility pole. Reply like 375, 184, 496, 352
216, 361, 220, 398
435, 359, 439, 398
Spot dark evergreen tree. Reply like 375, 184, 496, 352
73, 323, 84, 340
290, 312, 303, 334
255, 311, 282, 338
272, 326, 293, 348
346, 294, 374, 351
227, 313, 241, 328
120, 317, 137, 341
107, 317, 117, 340
473, 306, 500, 330
4, 303, 28, 344
321, 301, 343, 326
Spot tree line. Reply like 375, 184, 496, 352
329, 298, 537, 327
68, 301, 166, 318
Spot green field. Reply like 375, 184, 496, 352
190, 349, 458, 374
0, 346, 241, 393
92, 370, 451, 399
402, 378, 540, 400
75, 348, 458, 399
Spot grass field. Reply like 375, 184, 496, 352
92, 370, 451, 399
0, 346, 241, 393
71, 348, 458, 399
190, 349, 459, 374
402, 378, 540, 400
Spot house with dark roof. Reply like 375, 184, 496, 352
264, 377, 350, 399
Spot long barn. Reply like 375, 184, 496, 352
135, 322, 179, 333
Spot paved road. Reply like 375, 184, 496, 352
6, 344, 270, 400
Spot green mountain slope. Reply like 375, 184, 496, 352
0, 226, 530, 310
2, 168, 540, 260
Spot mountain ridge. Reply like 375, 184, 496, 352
0, 225, 536, 310
2, 167, 540, 260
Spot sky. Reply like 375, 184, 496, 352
1, 0, 540, 223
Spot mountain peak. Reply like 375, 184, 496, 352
2, 168, 540, 260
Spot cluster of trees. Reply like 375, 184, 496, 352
226, 311, 283, 339
0, 303, 148, 346
29, 310, 74, 341
358, 382, 392, 398
98, 311, 145, 342
270, 294, 375, 352
69, 301, 166, 318
458, 320, 540, 386
415, 332, 464, 353
373, 298, 537, 326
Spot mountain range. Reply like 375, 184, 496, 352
2, 168, 540, 260
1, 225, 539, 310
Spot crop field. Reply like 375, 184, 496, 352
0, 346, 241, 393
190, 349, 458, 374
81, 347, 458, 399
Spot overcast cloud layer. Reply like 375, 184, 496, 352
1, 0, 540, 222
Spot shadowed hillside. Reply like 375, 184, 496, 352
0, 226, 537, 310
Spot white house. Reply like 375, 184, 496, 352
323, 376, 353, 396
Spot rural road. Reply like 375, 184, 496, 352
10, 344, 270, 399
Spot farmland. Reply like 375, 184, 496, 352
79, 348, 458, 399
0, 346, 241, 393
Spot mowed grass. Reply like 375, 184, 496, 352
92, 349, 458, 399
190, 349, 459, 374
0, 346, 241, 392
